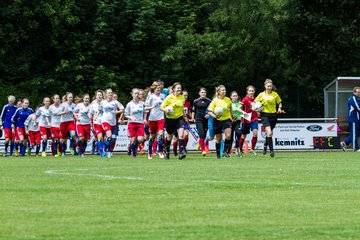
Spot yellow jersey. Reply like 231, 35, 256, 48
255, 91, 282, 113
208, 97, 232, 121
161, 94, 185, 119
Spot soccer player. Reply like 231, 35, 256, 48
230, 91, 243, 155
160, 82, 187, 160
173, 90, 192, 154
255, 79, 282, 157
74, 94, 92, 157
192, 88, 211, 156
24, 106, 41, 156
0, 95, 18, 157
13, 99, 23, 156
90, 90, 105, 156
341, 86, 360, 151
58, 92, 76, 156
208, 85, 234, 158
239, 85, 259, 156
145, 84, 166, 159
11, 98, 34, 156
110, 93, 123, 154
35, 97, 52, 157
125, 88, 146, 158
49, 94, 62, 156
138, 89, 147, 154
101, 88, 124, 158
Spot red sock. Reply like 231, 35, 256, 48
239, 137, 245, 152
252, 136, 257, 150
199, 138, 205, 151
184, 136, 189, 148
110, 141, 116, 152
153, 140, 158, 153
173, 141, 178, 153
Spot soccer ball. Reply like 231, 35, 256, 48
252, 102, 263, 112
214, 106, 224, 117
164, 106, 174, 116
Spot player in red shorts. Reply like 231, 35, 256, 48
74, 94, 91, 157
101, 89, 124, 158
90, 90, 105, 155
90, 90, 105, 156
0, 95, 18, 157
58, 92, 76, 156
125, 88, 146, 158
35, 97, 52, 157
24, 106, 41, 156
49, 94, 62, 156
11, 98, 34, 156
145, 84, 166, 159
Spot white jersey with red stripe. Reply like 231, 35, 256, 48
36, 106, 51, 128
74, 103, 91, 125
146, 93, 165, 121
24, 113, 40, 132
90, 100, 103, 125
60, 102, 76, 123
100, 99, 124, 126
49, 104, 61, 128
125, 100, 145, 124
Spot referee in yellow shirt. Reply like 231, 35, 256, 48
160, 82, 188, 160
208, 85, 235, 158
255, 79, 282, 157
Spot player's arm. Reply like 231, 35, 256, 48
0, 105, 6, 127
24, 116, 31, 135
11, 109, 19, 131
207, 101, 217, 119
73, 107, 80, 121
124, 104, 134, 121
34, 109, 41, 126
57, 105, 68, 115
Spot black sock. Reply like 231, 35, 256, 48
216, 143, 221, 156
225, 139, 232, 154
267, 137, 273, 151
179, 139, 184, 153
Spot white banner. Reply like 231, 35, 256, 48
0, 122, 338, 153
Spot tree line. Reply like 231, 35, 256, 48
1, 0, 359, 117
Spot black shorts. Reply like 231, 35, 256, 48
213, 119, 232, 135
196, 119, 208, 138
165, 117, 185, 135
261, 113, 277, 130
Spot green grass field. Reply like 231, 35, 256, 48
1, 152, 360, 239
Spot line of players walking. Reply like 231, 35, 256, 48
0, 79, 282, 159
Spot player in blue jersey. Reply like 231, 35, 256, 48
11, 98, 34, 156
0, 95, 18, 157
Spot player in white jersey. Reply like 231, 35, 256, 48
74, 94, 91, 157
110, 93, 123, 153
35, 97, 51, 157
145, 85, 166, 159
24, 106, 41, 157
58, 92, 76, 156
101, 88, 124, 158
125, 88, 146, 158
49, 94, 62, 156
90, 90, 104, 156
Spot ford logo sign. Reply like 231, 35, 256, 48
307, 125, 322, 132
